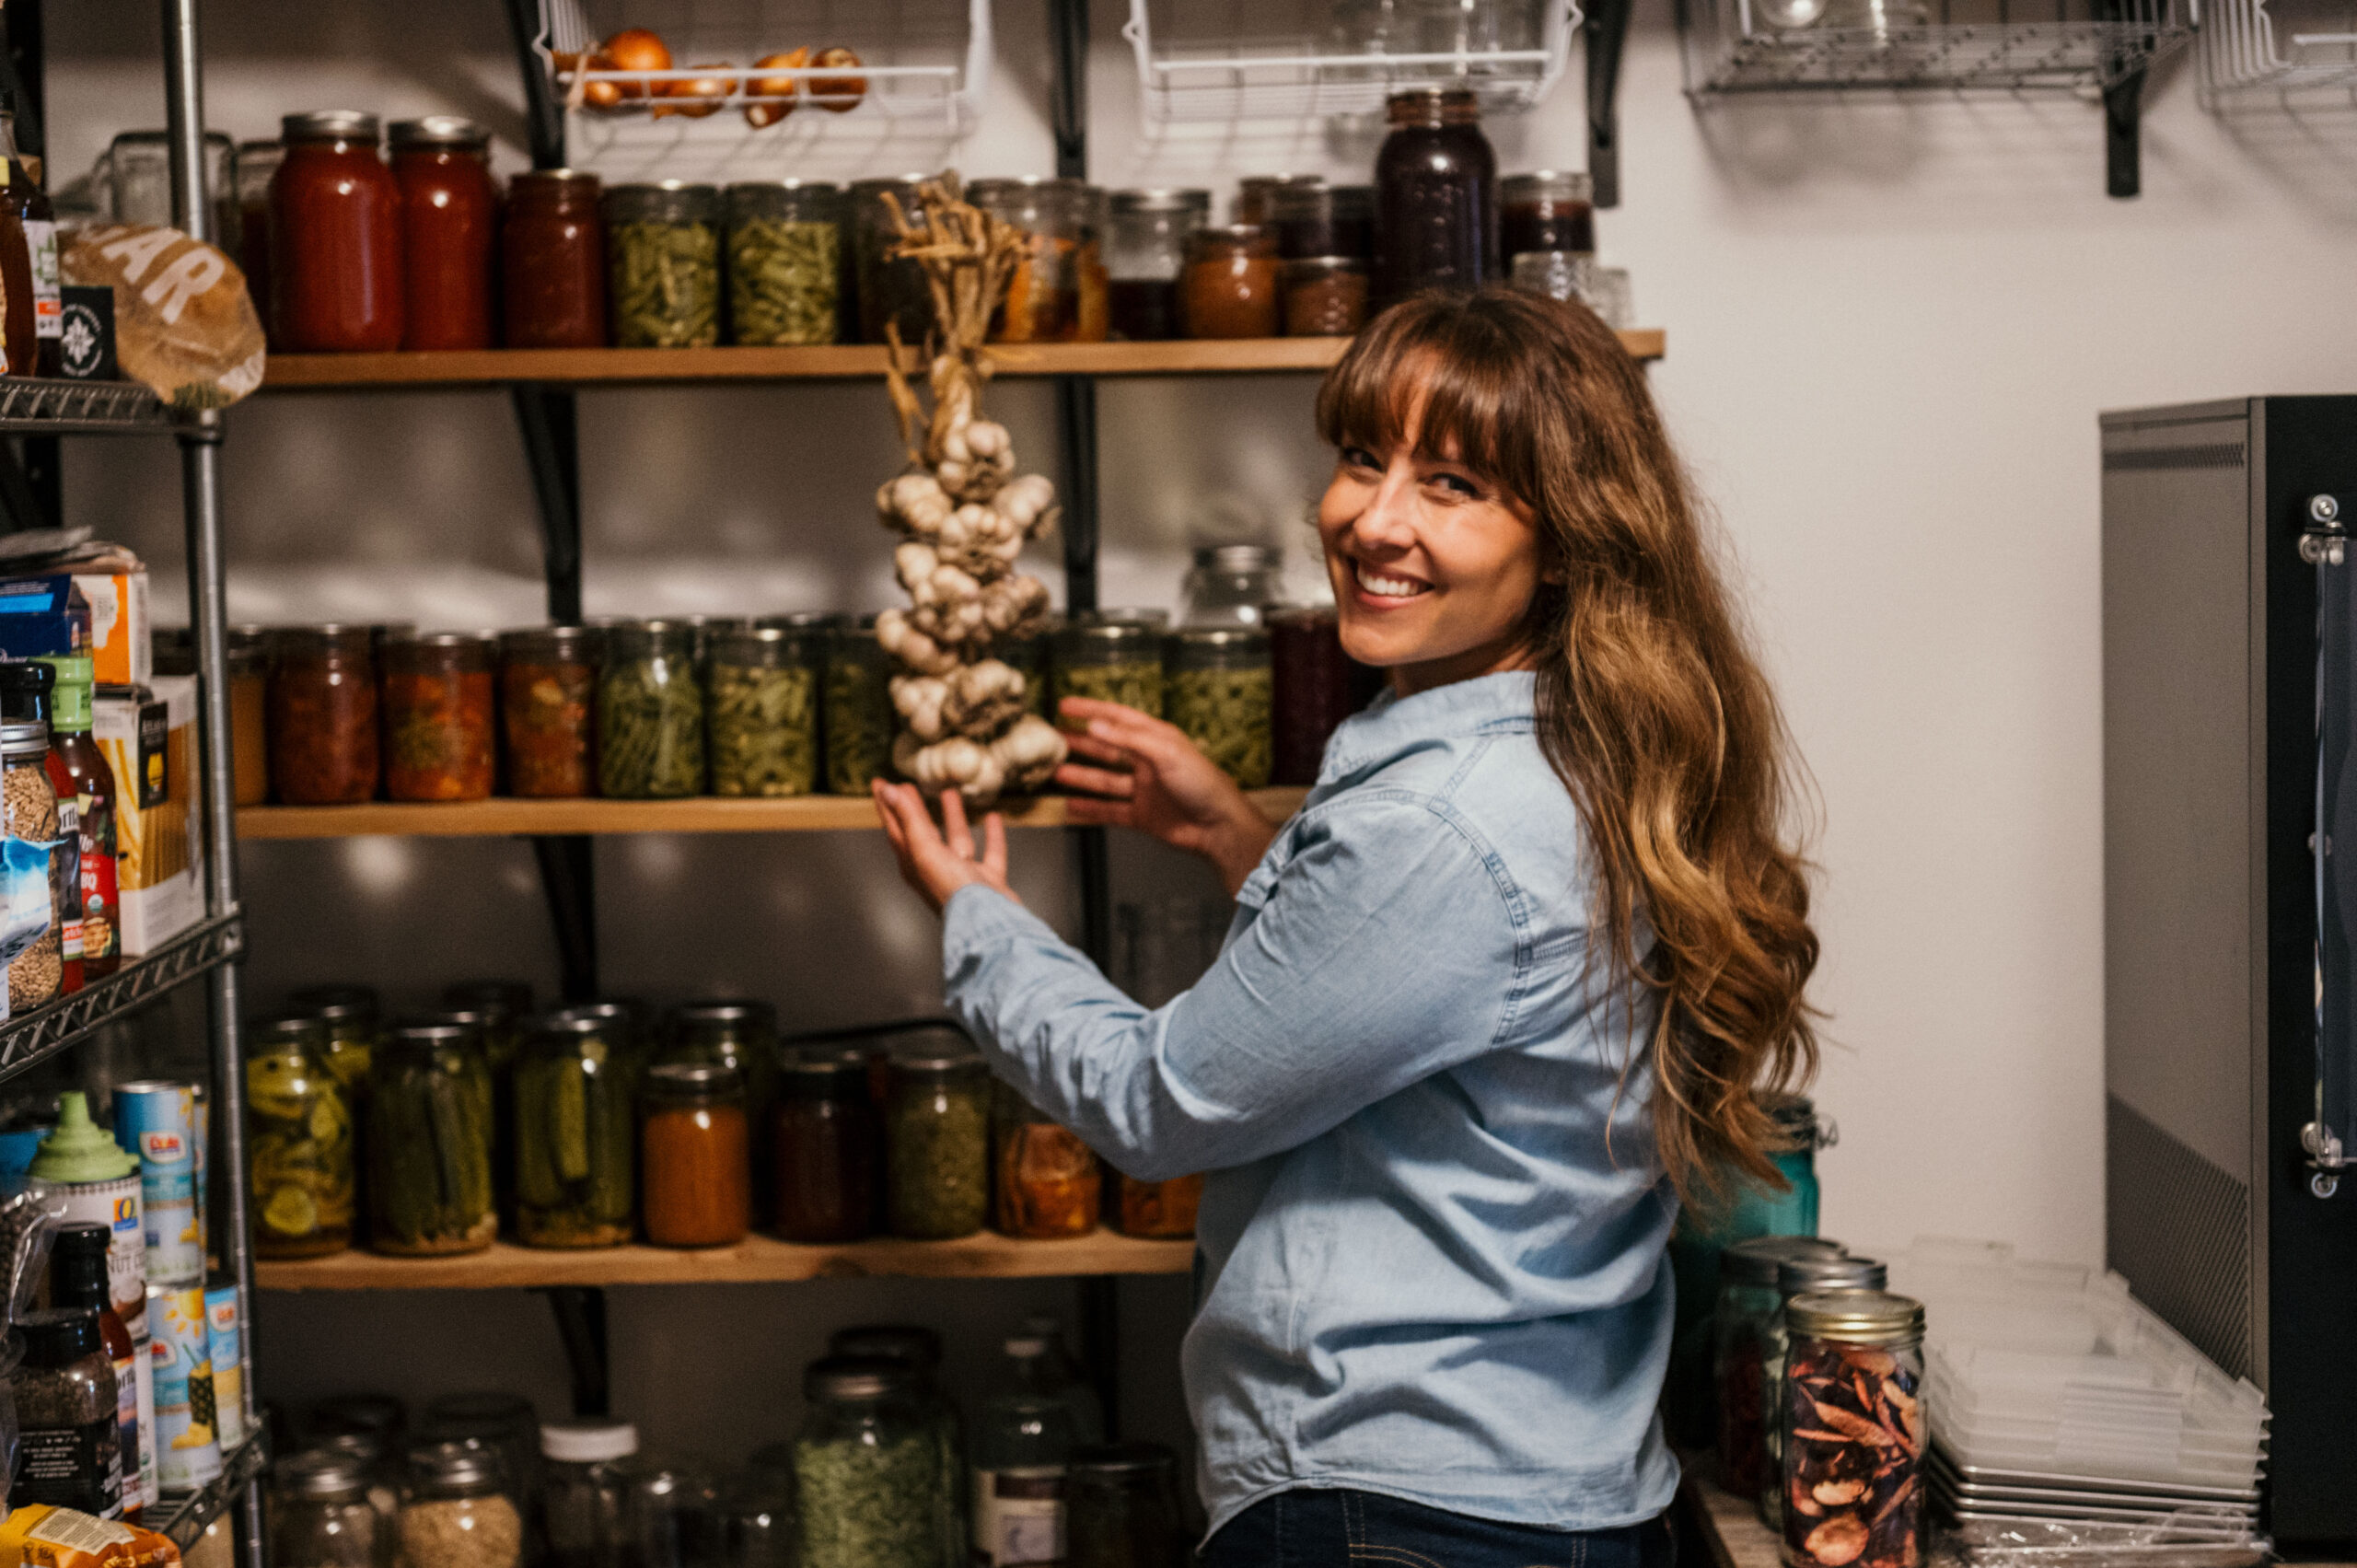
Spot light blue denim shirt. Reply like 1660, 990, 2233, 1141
941, 669, 1683, 1536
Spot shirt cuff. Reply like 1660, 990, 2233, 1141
940, 882, 1054, 985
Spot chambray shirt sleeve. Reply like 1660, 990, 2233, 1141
941, 795, 1527, 1181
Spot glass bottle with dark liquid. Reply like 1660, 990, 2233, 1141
1374, 87, 1498, 308
1106, 187, 1207, 342
1501, 170, 1596, 262
0, 106, 56, 376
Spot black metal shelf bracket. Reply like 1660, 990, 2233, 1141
2104, 69, 2145, 198
1586, 0, 1636, 208
539, 1285, 612, 1418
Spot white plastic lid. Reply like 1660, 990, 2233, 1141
1004, 1336, 1047, 1358
541, 1420, 639, 1462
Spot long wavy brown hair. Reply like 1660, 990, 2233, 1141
1316, 288, 1820, 1205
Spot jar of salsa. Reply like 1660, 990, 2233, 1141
270, 110, 403, 353
1374, 87, 1497, 307
382, 631, 496, 802
229, 626, 271, 807
773, 1048, 880, 1244
499, 625, 600, 798
390, 117, 497, 352
1181, 226, 1280, 340
233, 142, 282, 340
992, 1082, 1099, 1240
268, 624, 379, 805
1115, 1174, 1202, 1239
503, 170, 606, 350
1501, 170, 1596, 262
640, 1062, 751, 1249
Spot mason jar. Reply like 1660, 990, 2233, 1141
707, 625, 819, 798
366, 1021, 496, 1257
1778, 1292, 1925, 1568
1714, 1236, 1845, 1502
773, 1048, 881, 1244
823, 618, 892, 796
1166, 627, 1272, 788
401, 1442, 523, 1568
666, 999, 780, 1224
381, 631, 497, 802
501, 626, 601, 799
726, 180, 843, 346
268, 625, 379, 805
1180, 226, 1280, 340
1180, 544, 1284, 628
0, 720, 59, 1010
1762, 1252, 1888, 1529
794, 1356, 943, 1568
1501, 169, 1596, 261
1050, 621, 1164, 729
540, 1419, 639, 1568
273, 1449, 393, 1568
1105, 189, 1207, 343
598, 620, 704, 799
850, 175, 934, 345
993, 1081, 1099, 1240
885, 1049, 991, 1241
603, 181, 723, 348
969, 176, 1096, 343
639, 1062, 751, 1249
1066, 1442, 1188, 1568
514, 1011, 635, 1249
244, 1014, 354, 1260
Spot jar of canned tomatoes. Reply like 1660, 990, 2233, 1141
503, 170, 606, 349
499, 626, 600, 798
382, 631, 496, 802
389, 116, 496, 351
268, 625, 379, 805
270, 110, 403, 352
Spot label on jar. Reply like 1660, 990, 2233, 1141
75, 783, 115, 963
108, 1349, 139, 1514
26, 219, 61, 341
17, 1417, 124, 1518
970, 1467, 1063, 1566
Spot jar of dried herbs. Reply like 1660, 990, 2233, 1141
726, 180, 842, 346
245, 1013, 354, 1260
598, 620, 704, 799
1166, 627, 1271, 787
1778, 1292, 1924, 1568
0, 720, 60, 1011
402, 1441, 523, 1568
795, 1356, 945, 1568
366, 1020, 496, 1257
273, 1449, 392, 1568
514, 1010, 635, 1249
1762, 1252, 1888, 1529
604, 181, 722, 349
828, 1325, 963, 1568
993, 1082, 1098, 1240
1050, 621, 1163, 730
885, 1048, 990, 1241
824, 618, 892, 795
382, 631, 497, 802
707, 625, 818, 798
499, 626, 601, 799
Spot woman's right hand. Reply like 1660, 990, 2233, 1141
1055, 698, 1280, 896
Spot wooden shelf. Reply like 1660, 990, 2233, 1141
238, 787, 1307, 840
259, 332, 1665, 390
254, 1228, 1195, 1291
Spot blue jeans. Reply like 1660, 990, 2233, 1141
1200, 1488, 1678, 1568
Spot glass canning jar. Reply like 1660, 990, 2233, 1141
823, 619, 892, 796
1374, 88, 1497, 306
795, 1357, 943, 1568
0, 721, 59, 1011
1180, 544, 1284, 629
291, 982, 383, 1105
1051, 621, 1164, 728
1066, 1442, 1187, 1568
425, 1391, 541, 1521
1761, 1252, 1889, 1528
970, 177, 1095, 343
540, 1420, 638, 1568
604, 182, 723, 348
999, 622, 1052, 717
514, 1011, 636, 1249
1167, 627, 1272, 788
1509, 249, 1594, 307
1234, 174, 1321, 226
234, 141, 283, 342
401, 1442, 523, 1568
1114, 1174, 1201, 1239
1267, 607, 1376, 786
504, 170, 606, 349
1714, 1236, 1844, 1501
1778, 1293, 1925, 1568
381, 631, 496, 803
270, 111, 403, 352
850, 175, 935, 345
993, 1082, 1099, 1240
773, 1048, 880, 1244
1281, 257, 1369, 337
707, 625, 819, 798
500, 625, 601, 799
1501, 170, 1596, 261
1180, 226, 1279, 340
826, 1321, 962, 1568
1105, 189, 1207, 343
629, 1459, 720, 1568
366, 1021, 496, 1257
268, 625, 379, 805
273, 1449, 393, 1568
229, 626, 271, 807
245, 1014, 354, 1260
885, 1049, 991, 1241
727, 180, 842, 346
640, 1062, 751, 1249
667, 1002, 779, 1214
598, 621, 703, 799
1271, 181, 1374, 261
389, 116, 496, 351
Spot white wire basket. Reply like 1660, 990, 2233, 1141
1680, 0, 2196, 90
1123, 0, 1582, 123
2200, 0, 2357, 100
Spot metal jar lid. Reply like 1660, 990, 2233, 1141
1110, 188, 1211, 214
380, 1020, 479, 1055
246, 1013, 328, 1051
1720, 1234, 1845, 1289
289, 983, 380, 1026
671, 999, 776, 1031
389, 116, 490, 151
1056, 620, 1163, 658
889, 1048, 986, 1080
1777, 1253, 1887, 1297
804, 1353, 917, 1402
443, 981, 534, 1020
1502, 170, 1595, 203
511, 168, 602, 196
603, 180, 724, 226
500, 624, 602, 664
276, 1449, 371, 1502
272, 624, 377, 658
1170, 625, 1270, 656
0, 720, 46, 764
1784, 1289, 1926, 1344
282, 110, 381, 145
710, 625, 809, 669
1069, 1441, 1178, 1481
644, 1059, 744, 1102
1193, 543, 1280, 572
779, 1047, 871, 1090
757, 610, 840, 633
409, 1438, 505, 1492
830, 1324, 942, 1368
602, 619, 696, 659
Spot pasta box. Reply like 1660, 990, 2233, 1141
94, 675, 203, 955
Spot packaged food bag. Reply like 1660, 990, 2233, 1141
0, 1506, 178, 1568
59, 226, 262, 410
0, 837, 56, 1022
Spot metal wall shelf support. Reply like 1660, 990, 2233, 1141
1586, 0, 1636, 207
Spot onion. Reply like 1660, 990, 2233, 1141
743, 48, 808, 128
809, 46, 868, 112
598, 27, 670, 101
655, 63, 737, 119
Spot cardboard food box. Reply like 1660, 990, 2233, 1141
94, 675, 203, 956
0, 568, 150, 688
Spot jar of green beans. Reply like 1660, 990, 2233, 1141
1051, 620, 1165, 730
825, 617, 893, 795
1167, 626, 1272, 787
598, 620, 704, 798
605, 181, 723, 348
726, 180, 843, 346
708, 624, 819, 797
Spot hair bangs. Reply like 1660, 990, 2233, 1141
1314, 296, 1545, 505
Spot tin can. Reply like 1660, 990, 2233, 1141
190, 1085, 208, 1260
113, 1083, 203, 1287
52, 1173, 145, 1341
145, 1284, 221, 1491
203, 1281, 244, 1450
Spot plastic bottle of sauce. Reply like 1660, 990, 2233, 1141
0, 108, 61, 376
39, 656, 118, 980
52, 1221, 145, 1522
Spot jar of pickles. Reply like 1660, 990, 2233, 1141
1778, 1292, 1925, 1568
1105, 189, 1207, 343
1051, 621, 1164, 728
382, 631, 496, 802
514, 1011, 635, 1249
500, 626, 600, 799
1114, 1174, 1202, 1239
726, 180, 842, 346
1167, 627, 1272, 787
823, 618, 892, 795
708, 625, 819, 797
1180, 226, 1280, 340
1714, 1236, 1845, 1502
850, 175, 934, 345
605, 182, 722, 348
503, 169, 606, 350
229, 625, 270, 807
246, 1013, 354, 1260
366, 1021, 496, 1257
1761, 1252, 1888, 1528
598, 621, 703, 799
1281, 257, 1368, 337
289, 983, 382, 1109
795, 1357, 944, 1568
773, 1048, 880, 1244
885, 1048, 990, 1241
993, 1083, 1099, 1240
640, 1062, 751, 1249
269, 625, 379, 805
970, 177, 1096, 343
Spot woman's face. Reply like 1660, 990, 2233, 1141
1318, 414, 1543, 696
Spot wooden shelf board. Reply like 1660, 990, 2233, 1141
254, 1228, 1196, 1291
259, 332, 1664, 389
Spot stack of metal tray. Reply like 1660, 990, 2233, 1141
1930, 1442, 2260, 1541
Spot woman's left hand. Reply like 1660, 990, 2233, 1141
872, 780, 1021, 915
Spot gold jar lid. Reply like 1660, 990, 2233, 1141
1784, 1289, 1925, 1344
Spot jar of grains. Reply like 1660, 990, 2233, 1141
641, 1061, 751, 1249
885, 1047, 990, 1241
1105, 189, 1207, 343
707, 625, 819, 797
1066, 1442, 1189, 1568
993, 1082, 1099, 1240
427, 1390, 543, 1513
1714, 1236, 1846, 1502
366, 1021, 497, 1257
604, 182, 722, 348
726, 180, 842, 346
269, 111, 402, 353
245, 1013, 354, 1260
382, 631, 496, 802
1762, 1252, 1889, 1529
401, 1442, 523, 1568
795, 1356, 945, 1568
1115, 1173, 1202, 1239
389, 117, 497, 352
1281, 257, 1368, 337
1270, 181, 1374, 261
500, 626, 601, 798
540, 1420, 638, 1568
514, 1010, 636, 1249
850, 176, 934, 345
1050, 621, 1163, 729
1166, 627, 1272, 787
503, 169, 606, 349
229, 625, 271, 807
773, 1048, 880, 1244
0, 719, 60, 1011
970, 177, 1095, 343
273, 1449, 392, 1568
598, 620, 704, 799
823, 618, 893, 796
268, 625, 378, 805
1180, 226, 1280, 340
1779, 1292, 1925, 1568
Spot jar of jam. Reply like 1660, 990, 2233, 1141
233, 142, 282, 339
1271, 181, 1374, 261
1105, 189, 1207, 343
1374, 87, 1497, 306
1501, 170, 1596, 262
390, 117, 496, 352
1180, 226, 1280, 340
850, 174, 935, 345
381, 630, 496, 802
1234, 174, 1321, 226
970, 177, 1097, 343
268, 624, 380, 805
1281, 257, 1368, 337
773, 1048, 880, 1244
500, 625, 600, 798
1115, 1174, 1202, 1239
503, 169, 606, 349
229, 625, 271, 807
270, 110, 404, 353
993, 1082, 1099, 1240
1268, 606, 1381, 786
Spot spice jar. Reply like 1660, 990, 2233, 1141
382, 631, 496, 803
1501, 170, 1596, 261
0, 720, 60, 1012
500, 626, 601, 799
1167, 627, 1272, 787
389, 117, 496, 352
993, 1083, 1099, 1240
886, 1048, 990, 1241
641, 1062, 751, 1249
16, 1307, 122, 1517
970, 178, 1095, 343
1115, 1174, 1201, 1239
605, 182, 723, 349
1105, 189, 1207, 343
1066, 1442, 1187, 1568
366, 1021, 496, 1256
824, 618, 892, 795
1374, 87, 1498, 305
245, 1014, 354, 1260
1714, 1236, 1844, 1502
230, 627, 270, 807
540, 1420, 638, 1568
1271, 182, 1374, 261
273, 1449, 392, 1568
1181, 226, 1280, 340
726, 180, 842, 346
598, 620, 704, 799
503, 170, 606, 349
401, 1442, 523, 1568
1762, 1252, 1889, 1528
271, 111, 403, 352
708, 625, 819, 797
268, 626, 379, 805
515, 1011, 635, 1249
1779, 1292, 1924, 1568
235, 141, 283, 341
1282, 257, 1368, 337
795, 1356, 945, 1568
1051, 621, 1163, 728
851, 176, 936, 345
773, 1048, 881, 1244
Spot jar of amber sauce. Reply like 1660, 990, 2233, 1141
390, 116, 496, 351
1181, 226, 1280, 339
268, 625, 379, 805
269, 111, 403, 352
504, 169, 607, 349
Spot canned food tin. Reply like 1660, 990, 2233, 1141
145, 1285, 221, 1491
112, 1083, 203, 1287
52, 1174, 145, 1341
203, 1282, 244, 1450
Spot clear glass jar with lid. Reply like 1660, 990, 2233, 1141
1180, 226, 1280, 340
1374, 87, 1497, 305
273, 1449, 394, 1568
823, 618, 892, 796
603, 182, 723, 348
268, 625, 380, 805
540, 1419, 637, 1568
885, 1047, 991, 1241
269, 111, 402, 353
401, 1441, 523, 1568
970, 177, 1098, 343
366, 1021, 496, 1257
381, 631, 497, 802
598, 620, 703, 799
1066, 1442, 1188, 1568
794, 1356, 945, 1568
1713, 1236, 1844, 1502
708, 625, 819, 798
504, 169, 606, 350
1761, 1252, 1888, 1528
1050, 621, 1165, 728
773, 1048, 881, 1244
726, 180, 843, 346
850, 175, 935, 345
1502, 170, 1596, 261
827, 1323, 962, 1568
628, 1458, 720, 1568
1778, 1292, 1925, 1568
0, 719, 59, 1010
1180, 544, 1285, 628
1105, 189, 1208, 343
245, 1014, 354, 1260
513, 1011, 635, 1249
1166, 628, 1272, 788
389, 116, 496, 352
